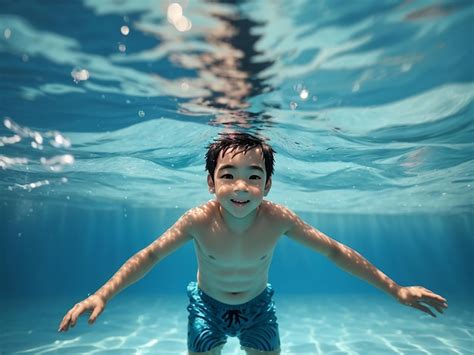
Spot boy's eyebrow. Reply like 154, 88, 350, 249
218, 164, 264, 173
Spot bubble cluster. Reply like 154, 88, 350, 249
50, 133, 71, 148
0, 134, 21, 146
291, 84, 311, 108
40, 155, 75, 172
1, 117, 74, 191
167, 3, 192, 32
0, 156, 28, 169
13, 180, 50, 191
71, 68, 90, 83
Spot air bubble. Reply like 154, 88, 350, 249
138, 110, 145, 118
167, 3, 183, 23
299, 89, 309, 100
120, 25, 130, 36
71, 68, 90, 83
167, 3, 192, 32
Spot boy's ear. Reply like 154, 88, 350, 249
207, 174, 215, 194
264, 177, 272, 196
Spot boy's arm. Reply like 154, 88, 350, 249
281, 206, 448, 317
59, 209, 195, 332
94, 209, 195, 302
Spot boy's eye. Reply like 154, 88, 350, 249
250, 175, 261, 180
220, 174, 233, 179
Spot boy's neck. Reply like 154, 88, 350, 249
218, 203, 260, 235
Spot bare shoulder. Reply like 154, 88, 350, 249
144, 203, 220, 261
259, 200, 299, 231
183, 200, 219, 227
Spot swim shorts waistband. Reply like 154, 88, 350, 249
187, 281, 274, 308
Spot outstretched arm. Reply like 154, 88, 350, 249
282, 207, 448, 317
58, 209, 195, 332
93, 210, 195, 303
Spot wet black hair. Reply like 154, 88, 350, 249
205, 132, 276, 183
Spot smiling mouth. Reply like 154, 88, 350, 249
231, 199, 250, 205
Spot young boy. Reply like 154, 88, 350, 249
58, 132, 448, 355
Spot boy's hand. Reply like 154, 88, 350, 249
58, 294, 106, 332
396, 286, 448, 317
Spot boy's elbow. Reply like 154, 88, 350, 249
326, 241, 342, 260
133, 246, 159, 269
145, 247, 161, 265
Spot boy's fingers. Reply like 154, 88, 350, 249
70, 305, 86, 327
60, 318, 69, 330
59, 321, 70, 332
423, 290, 448, 304
421, 294, 448, 309
423, 299, 443, 314
421, 287, 434, 294
88, 306, 103, 324
429, 301, 447, 313
59, 299, 103, 332
59, 312, 72, 331
71, 312, 81, 327
411, 302, 436, 317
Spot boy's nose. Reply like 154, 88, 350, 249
234, 180, 248, 192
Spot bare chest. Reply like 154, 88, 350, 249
193, 219, 283, 267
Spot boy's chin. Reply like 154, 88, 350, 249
222, 202, 260, 218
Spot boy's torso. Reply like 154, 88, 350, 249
190, 200, 287, 305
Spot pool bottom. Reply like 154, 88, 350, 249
1, 293, 471, 354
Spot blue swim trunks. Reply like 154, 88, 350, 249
187, 281, 281, 352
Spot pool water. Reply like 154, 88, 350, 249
1, 0, 473, 354
2, 294, 472, 354
2, 203, 472, 353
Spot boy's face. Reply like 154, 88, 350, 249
207, 147, 272, 219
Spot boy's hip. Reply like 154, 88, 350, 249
186, 281, 275, 309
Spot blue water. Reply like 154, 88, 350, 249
1, 0, 473, 354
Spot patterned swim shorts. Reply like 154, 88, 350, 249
186, 281, 281, 352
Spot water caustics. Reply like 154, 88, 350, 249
0, 0, 473, 214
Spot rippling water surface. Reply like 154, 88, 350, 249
1, 0, 472, 214
1, 2, 473, 353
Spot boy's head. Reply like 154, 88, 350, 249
205, 132, 276, 185
205, 132, 276, 218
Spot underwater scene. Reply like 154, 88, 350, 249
1, 0, 473, 354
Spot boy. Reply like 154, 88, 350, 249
58, 132, 448, 355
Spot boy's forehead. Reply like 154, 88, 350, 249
217, 147, 264, 166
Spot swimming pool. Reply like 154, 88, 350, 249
1, 0, 473, 353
